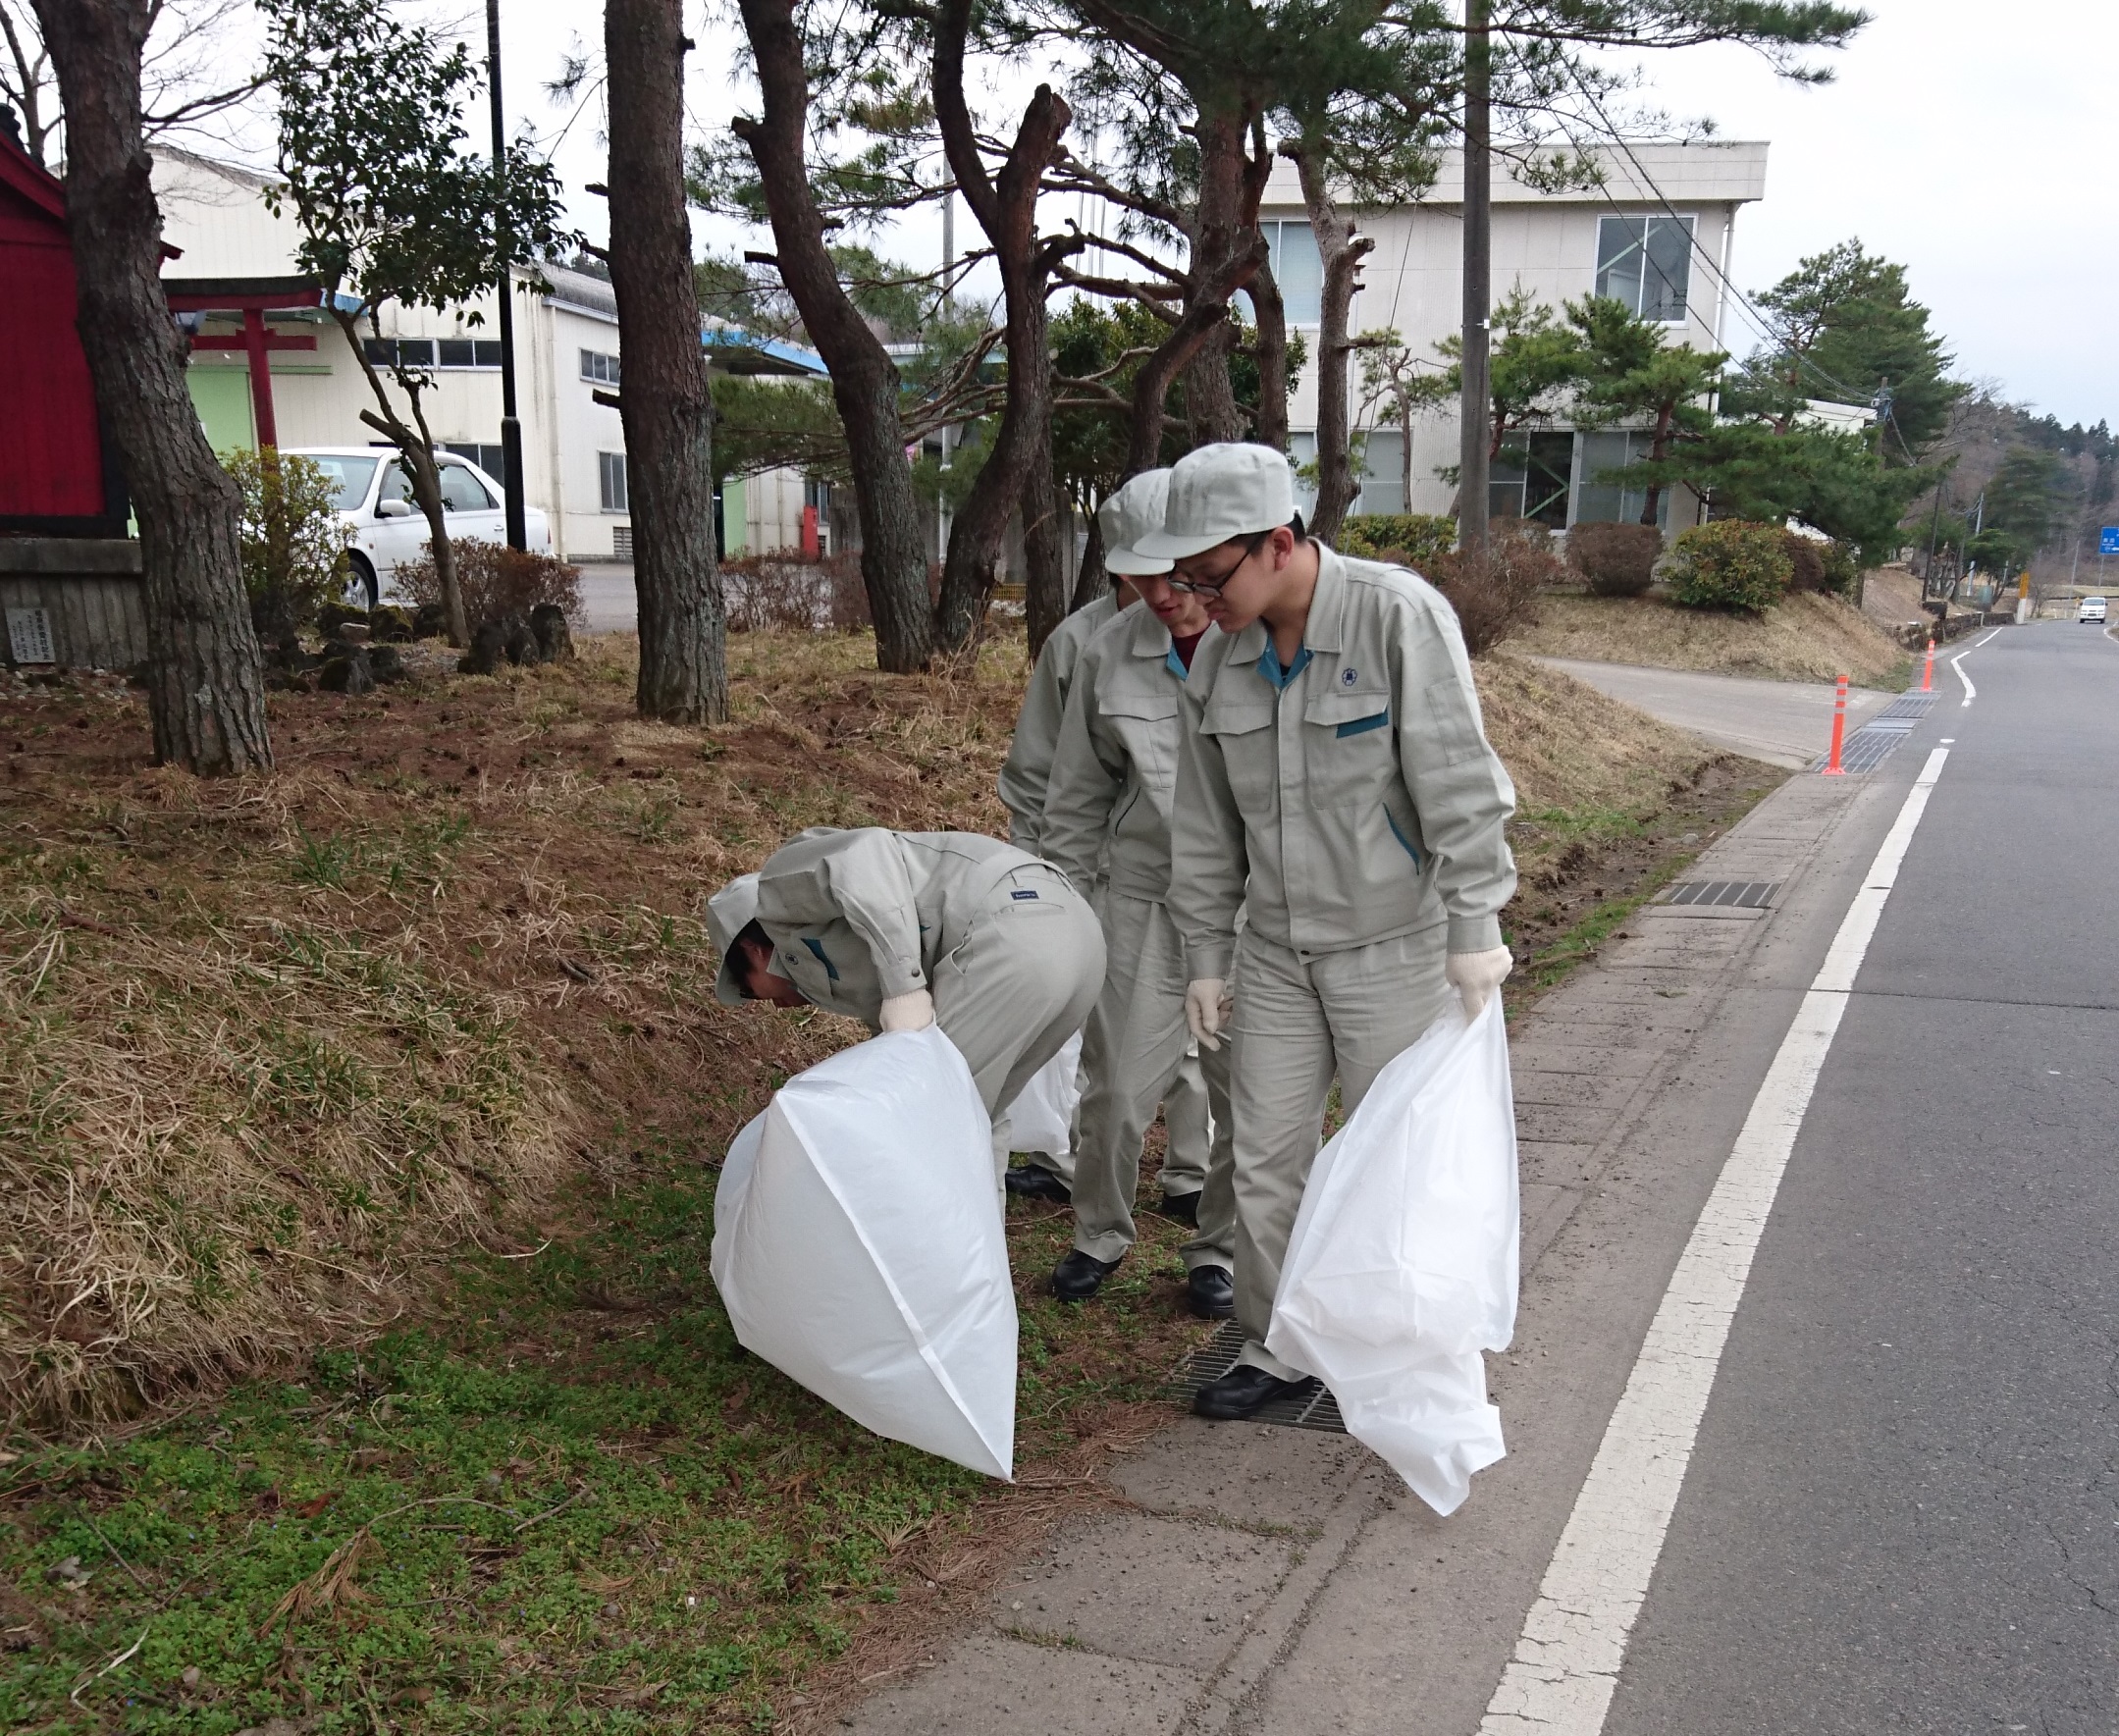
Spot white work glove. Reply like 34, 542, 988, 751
1446, 946, 1513, 1021
1185, 977, 1235, 1051
878, 988, 935, 1032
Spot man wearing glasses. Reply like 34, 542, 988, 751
1038, 469, 1238, 1320
1146, 442, 1518, 1422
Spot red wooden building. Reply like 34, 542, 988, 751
0, 131, 128, 537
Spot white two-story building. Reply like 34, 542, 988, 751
1251, 139, 1769, 532
152, 149, 827, 563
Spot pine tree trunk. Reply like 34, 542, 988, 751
1070, 505, 1107, 613
929, 23, 1072, 655
1284, 139, 1374, 546
608, 0, 727, 722
1184, 318, 1244, 447
1246, 256, 1289, 451
1120, 109, 1267, 477
33, 0, 271, 775
733, 0, 931, 672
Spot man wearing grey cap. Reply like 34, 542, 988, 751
1038, 470, 1238, 1319
992, 509, 1134, 1206
707, 829, 1105, 1164
1148, 442, 1518, 1422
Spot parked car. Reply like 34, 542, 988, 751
287, 447, 553, 608
2078, 596, 2107, 623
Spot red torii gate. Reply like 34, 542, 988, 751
162, 276, 337, 450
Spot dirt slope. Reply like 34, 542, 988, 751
1513, 589, 1911, 687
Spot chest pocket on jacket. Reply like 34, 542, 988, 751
1101, 688, 1180, 790
1199, 694, 1277, 808
1302, 689, 1398, 809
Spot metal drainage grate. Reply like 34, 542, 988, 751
1661, 879, 1778, 910
1810, 691, 1935, 773
1168, 1320, 1348, 1434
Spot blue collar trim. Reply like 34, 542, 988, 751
1256, 644, 1312, 692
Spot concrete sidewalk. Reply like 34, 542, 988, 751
838, 752, 1922, 1735
1537, 658, 1892, 768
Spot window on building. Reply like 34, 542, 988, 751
443, 443, 511, 488
1595, 216, 1695, 324
1249, 220, 1325, 325
1491, 432, 1574, 529
581, 349, 622, 386
1354, 429, 1405, 515
437, 339, 503, 368
1573, 430, 1671, 529
362, 338, 440, 369
438, 462, 495, 513
600, 450, 628, 512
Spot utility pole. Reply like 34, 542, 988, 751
1457, 0, 1492, 564
938, 176, 955, 564
488, 0, 527, 550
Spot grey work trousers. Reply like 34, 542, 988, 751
1070, 892, 1236, 1272
1228, 925, 1453, 1379
932, 862, 1107, 1180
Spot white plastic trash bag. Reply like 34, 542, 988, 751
1265, 996, 1518, 1515
998, 1030, 1083, 1159
711, 1025, 1017, 1479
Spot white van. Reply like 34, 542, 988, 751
2079, 596, 2107, 624
288, 447, 553, 607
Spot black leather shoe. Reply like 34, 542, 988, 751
1050, 1248, 1120, 1301
1192, 1364, 1319, 1421
1004, 1164, 1072, 1204
1156, 1189, 1201, 1227
1185, 1265, 1235, 1320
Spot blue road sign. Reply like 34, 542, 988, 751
2102, 527, 2119, 556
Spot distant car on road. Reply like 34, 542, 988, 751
287, 446, 552, 608
2078, 596, 2107, 623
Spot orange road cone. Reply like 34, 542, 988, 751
1921, 638, 1934, 692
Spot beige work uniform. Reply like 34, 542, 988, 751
754, 828, 1106, 1164
1041, 604, 1236, 1273
993, 593, 1123, 1183
1171, 547, 1517, 1377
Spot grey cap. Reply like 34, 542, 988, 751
1097, 470, 1174, 575
1136, 442, 1297, 559
707, 871, 762, 1006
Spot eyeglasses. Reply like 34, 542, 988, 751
1166, 532, 1269, 596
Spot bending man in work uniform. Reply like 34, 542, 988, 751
1153, 444, 1518, 1422
1038, 470, 1238, 1320
708, 828, 1106, 1161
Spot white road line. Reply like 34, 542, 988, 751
1976, 627, 2004, 648
1951, 656, 1976, 708
1479, 747, 1950, 1736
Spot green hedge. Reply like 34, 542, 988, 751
1336, 512, 1458, 569
1666, 520, 1793, 612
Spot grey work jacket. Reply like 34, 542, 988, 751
1170, 545, 1517, 980
997, 591, 1122, 854
1038, 601, 1191, 905
755, 827, 1042, 1025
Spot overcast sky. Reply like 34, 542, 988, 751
430, 0, 2113, 428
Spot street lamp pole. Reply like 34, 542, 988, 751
488, 0, 527, 550
1457, 0, 1492, 564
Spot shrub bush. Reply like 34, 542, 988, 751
396, 539, 583, 633
1338, 512, 1457, 570
1566, 521, 1663, 597
1420, 517, 1559, 656
223, 449, 349, 652
1665, 520, 1792, 612
1818, 539, 1861, 597
1780, 531, 1828, 593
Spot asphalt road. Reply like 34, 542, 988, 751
1538, 658, 1894, 768
1606, 620, 2119, 1733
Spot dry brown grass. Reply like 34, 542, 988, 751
1513, 588, 1911, 686
0, 632, 1034, 1433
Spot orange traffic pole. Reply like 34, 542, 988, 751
1921, 637, 1934, 692
1823, 673, 1849, 775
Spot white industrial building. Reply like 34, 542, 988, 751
1249, 139, 1770, 531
